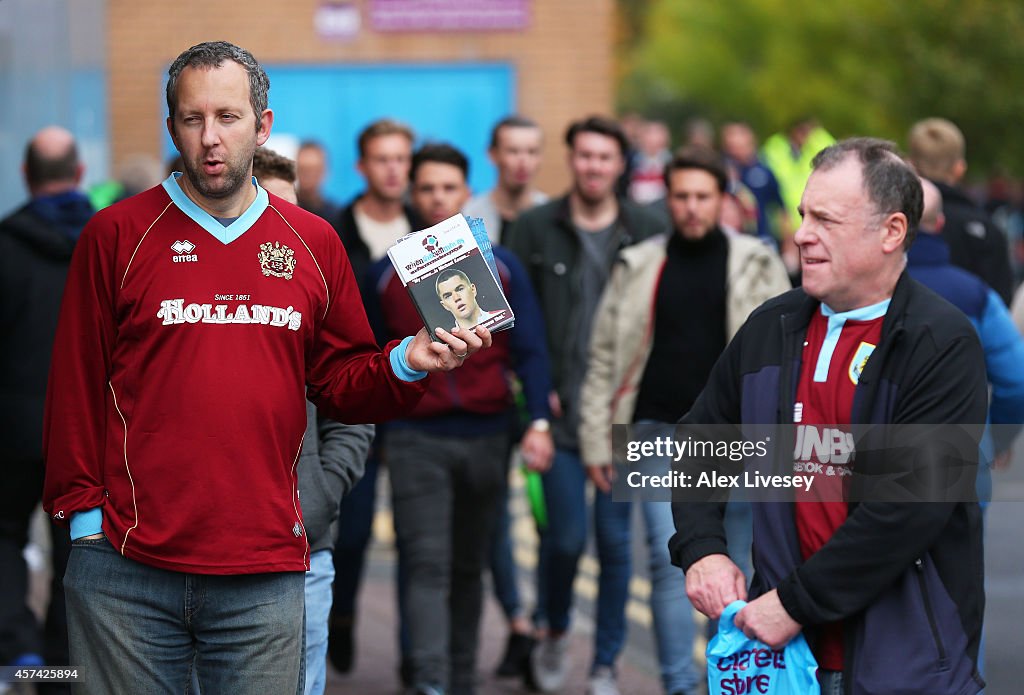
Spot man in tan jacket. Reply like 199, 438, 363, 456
579, 146, 789, 695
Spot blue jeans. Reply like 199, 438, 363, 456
643, 500, 700, 693
65, 535, 305, 695
535, 448, 632, 670
633, 421, 700, 693
304, 549, 335, 695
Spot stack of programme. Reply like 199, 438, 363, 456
387, 213, 515, 337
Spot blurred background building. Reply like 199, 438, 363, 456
0, 0, 107, 215
0, 0, 616, 216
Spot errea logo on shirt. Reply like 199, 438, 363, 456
171, 240, 198, 263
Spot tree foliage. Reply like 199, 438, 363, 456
619, 0, 1024, 175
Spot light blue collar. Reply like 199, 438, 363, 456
820, 298, 891, 322
161, 172, 268, 245
813, 298, 890, 382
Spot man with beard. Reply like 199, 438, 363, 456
505, 116, 667, 694
580, 147, 789, 695
42, 41, 489, 695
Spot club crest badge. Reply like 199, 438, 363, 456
258, 241, 297, 280
848, 341, 876, 385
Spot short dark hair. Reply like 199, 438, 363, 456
564, 116, 629, 158
166, 42, 269, 129
435, 268, 472, 299
663, 145, 729, 193
357, 119, 415, 159
24, 138, 79, 187
490, 115, 541, 149
297, 140, 326, 155
811, 137, 923, 249
410, 143, 469, 183
252, 147, 296, 185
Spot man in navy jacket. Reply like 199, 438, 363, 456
671, 139, 988, 694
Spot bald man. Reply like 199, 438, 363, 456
907, 176, 1024, 501
0, 125, 93, 671
918, 176, 945, 232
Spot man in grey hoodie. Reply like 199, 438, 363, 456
253, 147, 376, 695
297, 401, 374, 695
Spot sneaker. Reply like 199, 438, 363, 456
527, 633, 570, 692
586, 667, 621, 695
327, 613, 355, 673
495, 632, 536, 677
412, 685, 445, 695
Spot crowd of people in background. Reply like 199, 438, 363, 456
3, 39, 1023, 695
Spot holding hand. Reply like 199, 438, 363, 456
520, 425, 554, 473
685, 553, 748, 619
734, 589, 802, 650
405, 324, 492, 372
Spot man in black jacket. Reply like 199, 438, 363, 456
908, 117, 1014, 304
334, 119, 422, 289
670, 138, 988, 694
0, 126, 93, 684
328, 118, 422, 674
505, 116, 667, 694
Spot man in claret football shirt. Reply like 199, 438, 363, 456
669, 138, 989, 694
42, 41, 489, 695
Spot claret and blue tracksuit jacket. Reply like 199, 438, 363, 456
671, 272, 988, 695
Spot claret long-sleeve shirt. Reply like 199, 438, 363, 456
43, 175, 425, 574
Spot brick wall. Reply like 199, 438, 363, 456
108, 0, 615, 196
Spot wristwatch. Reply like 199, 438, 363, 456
529, 418, 551, 432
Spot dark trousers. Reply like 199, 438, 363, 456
387, 428, 508, 692
331, 450, 380, 619
0, 453, 70, 682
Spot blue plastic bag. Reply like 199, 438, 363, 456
707, 600, 820, 695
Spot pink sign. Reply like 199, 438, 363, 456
370, 0, 529, 32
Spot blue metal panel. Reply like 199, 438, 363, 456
0, 0, 108, 216
162, 62, 514, 208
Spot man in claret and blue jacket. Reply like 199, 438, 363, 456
671, 138, 988, 695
